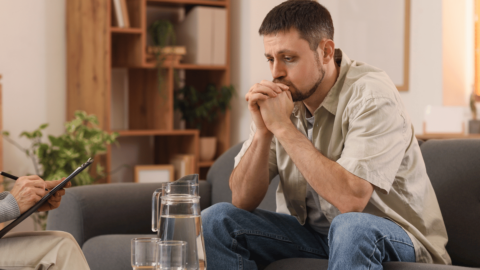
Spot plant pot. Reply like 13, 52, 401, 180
469, 120, 480, 134
199, 137, 217, 162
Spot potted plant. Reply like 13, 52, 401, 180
174, 83, 235, 161
148, 20, 182, 98
2, 111, 119, 229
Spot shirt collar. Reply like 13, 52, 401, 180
292, 49, 351, 118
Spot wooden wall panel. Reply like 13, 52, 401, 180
111, 34, 144, 67
67, 0, 110, 129
126, 0, 143, 28
128, 69, 172, 130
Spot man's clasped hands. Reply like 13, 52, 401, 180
245, 81, 294, 136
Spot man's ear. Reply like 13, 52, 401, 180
318, 39, 335, 64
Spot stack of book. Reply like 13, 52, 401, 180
176, 6, 226, 65
112, 0, 130, 28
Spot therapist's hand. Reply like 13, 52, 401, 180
37, 178, 71, 212
10, 175, 47, 214
10, 176, 72, 214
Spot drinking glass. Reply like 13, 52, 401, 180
131, 238, 159, 270
156, 240, 187, 270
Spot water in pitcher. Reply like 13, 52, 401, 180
159, 215, 206, 270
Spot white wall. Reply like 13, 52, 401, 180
0, 0, 66, 175
397, 0, 444, 134
230, 0, 446, 143
230, 0, 284, 145
0, 0, 66, 231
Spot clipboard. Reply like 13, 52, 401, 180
0, 158, 94, 238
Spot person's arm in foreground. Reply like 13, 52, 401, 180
229, 81, 288, 211
258, 91, 374, 213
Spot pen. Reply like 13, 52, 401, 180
1, 172, 48, 191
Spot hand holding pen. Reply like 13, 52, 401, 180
1, 173, 71, 214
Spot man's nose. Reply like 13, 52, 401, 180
272, 61, 286, 79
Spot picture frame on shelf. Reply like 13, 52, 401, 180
134, 165, 175, 183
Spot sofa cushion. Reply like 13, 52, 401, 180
83, 234, 155, 270
264, 258, 478, 270
420, 139, 480, 267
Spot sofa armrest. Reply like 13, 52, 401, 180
46, 181, 211, 247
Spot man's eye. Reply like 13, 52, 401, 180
267, 58, 273, 63
284, 57, 292, 62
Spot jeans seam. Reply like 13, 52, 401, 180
367, 235, 414, 270
231, 238, 238, 252
237, 254, 243, 270
389, 239, 415, 248
231, 229, 292, 243
368, 236, 388, 270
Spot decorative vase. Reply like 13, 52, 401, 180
469, 120, 480, 134
199, 137, 217, 162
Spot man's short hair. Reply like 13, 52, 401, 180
258, 0, 334, 51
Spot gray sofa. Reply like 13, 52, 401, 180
47, 139, 480, 269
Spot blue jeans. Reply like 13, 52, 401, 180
201, 203, 415, 270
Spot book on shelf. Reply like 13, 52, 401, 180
176, 6, 226, 65
112, 0, 130, 28
170, 154, 196, 180
120, 0, 130, 28
212, 8, 226, 65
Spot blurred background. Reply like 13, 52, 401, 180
0, 0, 479, 230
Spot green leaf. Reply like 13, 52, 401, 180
2, 131, 10, 136
20, 131, 33, 139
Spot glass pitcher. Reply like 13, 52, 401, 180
152, 174, 207, 270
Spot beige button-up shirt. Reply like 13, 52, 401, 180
234, 49, 451, 264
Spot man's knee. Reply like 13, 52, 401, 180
201, 202, 245, 232
329, 212, 378, 245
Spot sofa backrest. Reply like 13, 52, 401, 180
420, 139, 480, 267
207, 139, 480, 267
206, 142, 278, 211
47, 181, 212, 247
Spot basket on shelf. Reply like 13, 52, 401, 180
146, 46, 186, 66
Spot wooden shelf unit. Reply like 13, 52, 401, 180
111, 27, 143, 34
67, 0, 231, 182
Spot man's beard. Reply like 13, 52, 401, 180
273, 63, 325, 102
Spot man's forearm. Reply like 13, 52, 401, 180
274, 123, 373, 213
230, 131, 273, 211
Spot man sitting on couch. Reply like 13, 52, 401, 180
0, 175, 89, 270
201, 0, 451, 269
